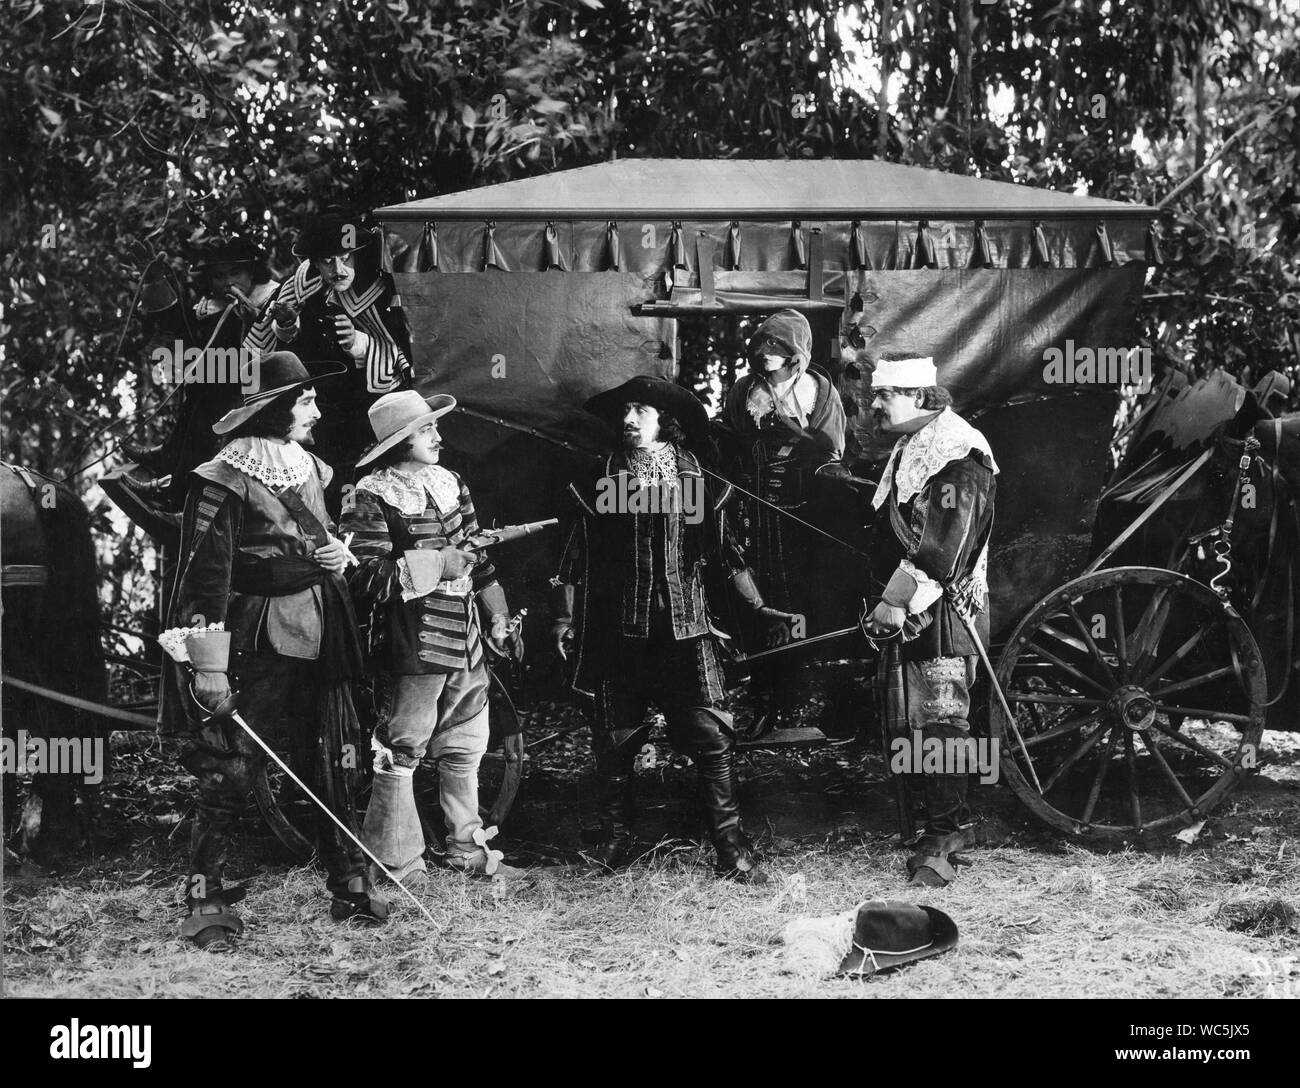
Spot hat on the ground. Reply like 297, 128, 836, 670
293, 208, 374, 259
836, 899, 958, 976
212, 351, 348, 435
583, 375, 709, 452
356, 390, 458, 468
870, 356, 939, 388
748, 309, 813, 367
189, 236, 265, 271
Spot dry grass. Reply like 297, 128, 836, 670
5, 731, 1299, 999
6, 826, 1299, 999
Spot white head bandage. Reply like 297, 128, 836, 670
871, 356, 938, 388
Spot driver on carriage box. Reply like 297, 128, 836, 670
160, 351, 386, 950
550, 376, 799, 884
340, 391, 525, 885
862, 354, 998, 888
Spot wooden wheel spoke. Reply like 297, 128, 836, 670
1007, 691, 1107, 709
1152, 704, 1255, 728
1041, 721, 1112, 793
1138, 626, 1209, 688
1150, 718, 1237, 771
1129, 585, 1175, 676
1024, 710, 1103, 749
1037, 620, 1091, 656
1112, 585, 1128, 682
1037, 619, 1117, 689
1080, 726, 1120, 825
1123, 730, 1142, 829
1150, 664, 1238, 701
1023, 638, 1114, 699
1066, 602, 1119, 687
1138, 731, 1197, 809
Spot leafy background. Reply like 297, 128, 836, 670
2, 0, 1296, 477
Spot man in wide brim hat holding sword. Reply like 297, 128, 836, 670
159, 350, 396, 949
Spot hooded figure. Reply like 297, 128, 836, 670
712, 309, 849, 731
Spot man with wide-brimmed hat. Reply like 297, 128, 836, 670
551, 375, 798, 883
122, 233, 278, 506
862, 353, 998, 887
341, 390, 523, 884
243, 207, 413, 490
713, 309, 850, 733
160, 350, 386, 948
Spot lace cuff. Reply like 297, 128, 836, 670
159, 621, 226, 664
397, 557, 421, 603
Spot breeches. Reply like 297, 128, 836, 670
178, 652, 364, 897
592, 634, 734, 765
369, 664, 490, 858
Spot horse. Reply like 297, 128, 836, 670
1, 463, 110, 862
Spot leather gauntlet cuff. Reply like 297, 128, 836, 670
550, 582, 575, 626
883, 567, 919, 609
478, 580, 509, 622
730, 567, 767, 613
185, 631, 231, 673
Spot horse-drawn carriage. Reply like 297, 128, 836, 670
7, 158, 1295, 861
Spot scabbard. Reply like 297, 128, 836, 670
877, 640, 917, 843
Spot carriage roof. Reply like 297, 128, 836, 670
375, 158, 1156, 222
375, 159, 1157, 631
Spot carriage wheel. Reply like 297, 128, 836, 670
991, 566, 1264, 839
252, 664, 526, 862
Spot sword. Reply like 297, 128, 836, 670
193, 687, 442, 927
947, 601, 1044, 795
728, 624, 859, 668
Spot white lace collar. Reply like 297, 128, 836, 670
872, 408, 998, 510
355, 464, 459, 516
216, 437, 312, 492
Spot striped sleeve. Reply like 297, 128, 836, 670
341, 487, 404, 605
241, 279, 292, 359
458, 479, 498, 590
356, 304, 409, 394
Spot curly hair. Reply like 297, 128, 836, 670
226, 386, 308, 441
656, 412, 688, 446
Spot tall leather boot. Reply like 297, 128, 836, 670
694, 741, 767, 885
588, 766, 635, 871
184, 803, 248, 950
907, 774, 973, 887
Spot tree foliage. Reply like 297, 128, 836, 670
2, 0, 1297, 481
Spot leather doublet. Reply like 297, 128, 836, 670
191, 455, 329, 658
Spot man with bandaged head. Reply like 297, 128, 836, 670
862, 353, 998, 887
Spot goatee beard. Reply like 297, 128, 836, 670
621, 433, 641, 450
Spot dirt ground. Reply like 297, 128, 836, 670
5, 696, 1299, 1000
